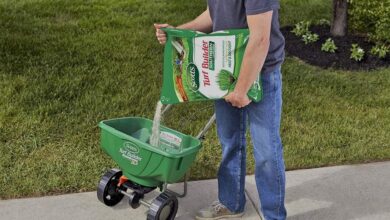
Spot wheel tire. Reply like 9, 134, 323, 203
128, 192, 143, 209
147, 192, 178, 220
97, 168, 125, 206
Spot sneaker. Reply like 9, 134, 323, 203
195, 201, 245, 219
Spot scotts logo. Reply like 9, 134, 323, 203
186, 63, 200, 91
122, 142, 139, 154
120, 142, 142, 165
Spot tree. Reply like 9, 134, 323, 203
331, 0, 348, 37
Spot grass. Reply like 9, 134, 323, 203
216, 70, 235, 91
0, 0, 389, 199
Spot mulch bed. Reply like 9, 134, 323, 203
281, 25, 390, 71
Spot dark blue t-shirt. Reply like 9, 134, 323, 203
208, 0, 285, 74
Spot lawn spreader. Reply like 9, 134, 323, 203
97, 105, 216, 220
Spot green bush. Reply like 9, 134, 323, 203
291, 21, 311, 37
317, 18, 331, 26
321, 38, 338, 53
371, 44, 389, 59
349, 0, 390, 45
350, 44, 365, 62
302, 33, 319, 45
291, 21, 319, 45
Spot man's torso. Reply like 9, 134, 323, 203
207, 0, 285, 74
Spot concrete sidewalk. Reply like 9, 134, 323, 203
0, 162, 389, 220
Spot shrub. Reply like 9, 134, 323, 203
321, 38, 338, 53
302, 33, 319, 45
349, 1, 390, 45
291, 21, 311, 37
317, 18, 331, 26
291, 21, 319, 45
371, 44, 389, 59
350, 44, 365, 62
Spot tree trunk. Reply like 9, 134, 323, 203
331, 0, 348, 37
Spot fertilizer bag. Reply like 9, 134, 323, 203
160, 28, 263, 104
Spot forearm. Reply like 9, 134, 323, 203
234, 38, 270, 95
176, 9, 213, 33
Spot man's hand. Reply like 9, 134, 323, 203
225, 91, 251, 108
154, 23, 174, 45
153, 8, 212, 45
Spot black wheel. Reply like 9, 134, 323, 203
128, 192, 143, 209
97, 168, 125, 206
147, 192, 178, 220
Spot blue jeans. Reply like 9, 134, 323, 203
215, 67, 286, 220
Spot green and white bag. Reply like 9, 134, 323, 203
160, 28, 263, 104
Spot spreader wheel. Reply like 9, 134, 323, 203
128, 192, 143, 209
97, 168, 125, 206
147, 192, 178, 220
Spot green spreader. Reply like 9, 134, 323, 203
97, 107, 216, 220
99, 117, 201, 187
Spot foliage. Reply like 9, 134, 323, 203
317, 18, 331, 26
291, 21, 311, 37
291, 21, 319, 45
349, 0, 390, 45
350, 44, 365, 62
370, 44, 389, 59
302, 33, 319, 45
321, 38, 338, 53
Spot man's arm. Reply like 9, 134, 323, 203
177, 8, 213, 32
225, 11, 273, 108
155, 8, 213, 44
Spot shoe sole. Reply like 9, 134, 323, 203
195, 212, 245, 220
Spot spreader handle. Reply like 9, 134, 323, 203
196, 113, 216, 140
161, 104, 215, 140
161, 104, 172, 115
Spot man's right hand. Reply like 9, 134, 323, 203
154, 23, 174, 45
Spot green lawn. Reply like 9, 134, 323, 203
1, 0, 389, 199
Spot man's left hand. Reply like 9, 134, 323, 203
225, 91, 251, 108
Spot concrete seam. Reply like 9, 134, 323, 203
245, 188, 262, 219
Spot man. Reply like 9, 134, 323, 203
154, 1, 286, 219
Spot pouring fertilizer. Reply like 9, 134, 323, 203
149, 101, 163, 148
96, 28, 263, 220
